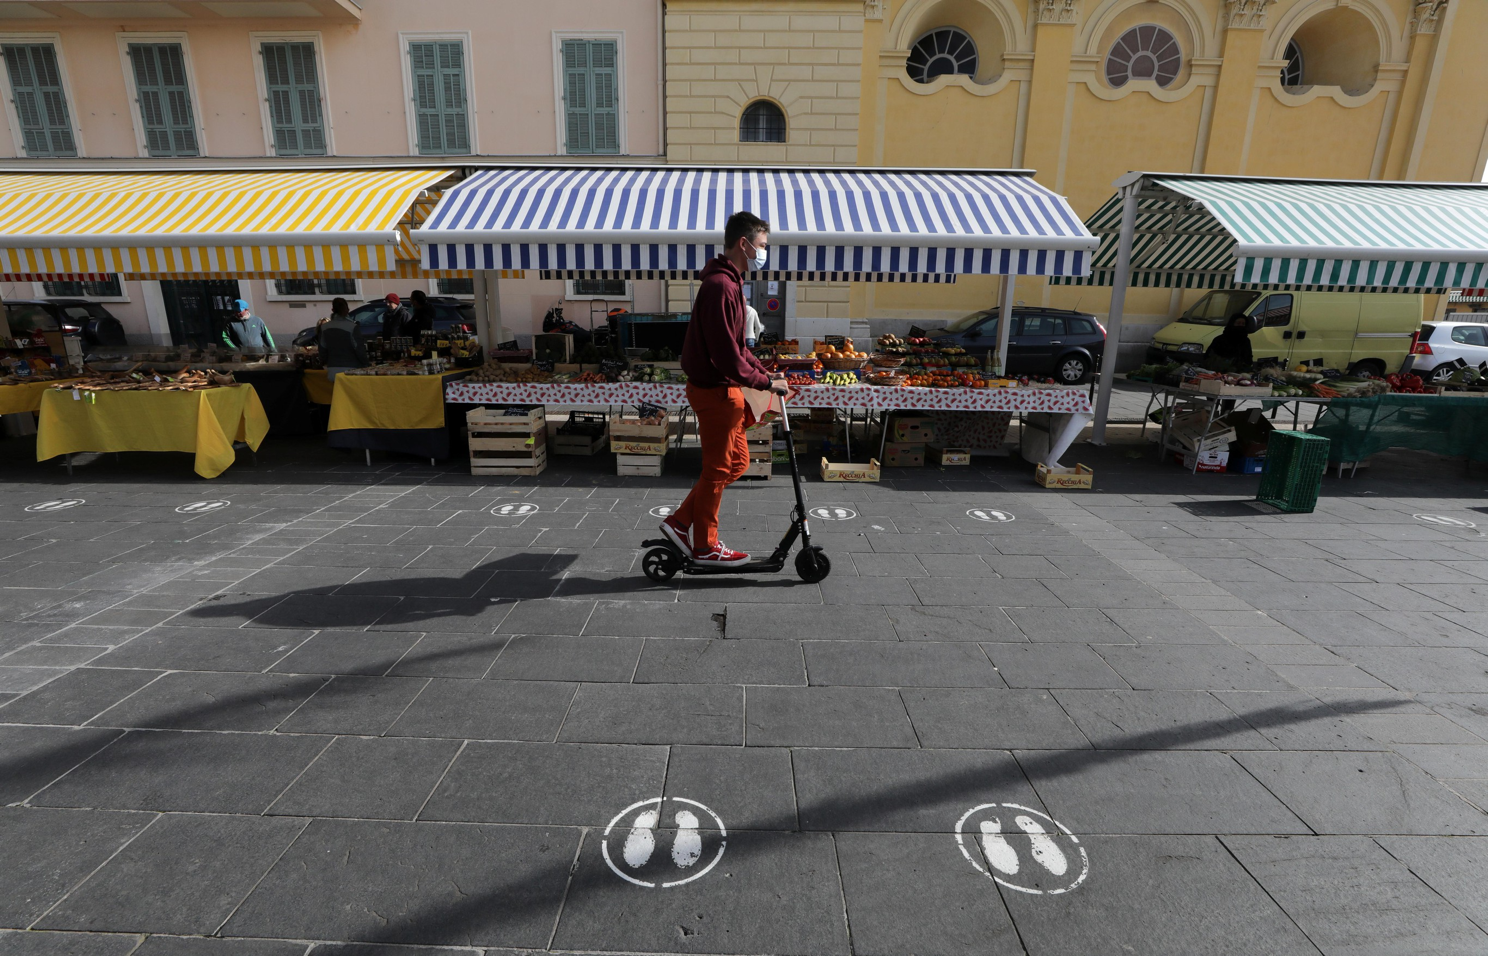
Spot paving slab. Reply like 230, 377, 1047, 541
634, 639, 805, 685
92, 672, 330, 733
386, 679, 576, 741
0, 807, 153, 929
267, 736, 462, 821
661, 745, 797, 832
37, 814, 307, 937
558, 683, 742, 746
0, 930, 143, 954
745, 686, 918, 748
804, 641, 1002, 688
1375, 835, 1488, 933
0, 668, 162, 725
983, 643, 1130, 689
0, 725, 123, 805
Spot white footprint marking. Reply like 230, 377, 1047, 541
672, 810, 703, 868
979, 818, 1019, 875
1016, 815, 1068, 876
623, 809, 658, 868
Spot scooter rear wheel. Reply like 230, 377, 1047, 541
643, 547, 682, 583
795, 547, 832, 583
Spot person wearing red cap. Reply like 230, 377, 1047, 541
380, 293, 410, 339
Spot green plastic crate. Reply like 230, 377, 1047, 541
1257, 430, 1330, 513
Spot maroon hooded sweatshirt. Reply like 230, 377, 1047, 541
681, 256, 772, 391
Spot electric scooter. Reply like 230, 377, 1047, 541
641, 393, 831, 583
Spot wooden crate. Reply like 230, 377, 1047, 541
820, 457, 881, 482
611, 417, 671, 455
552, 431, 607, 456
740, 459, 774, 480
617, 453, 664, 477
744, 422, 774, 441
468, 406, 547, 476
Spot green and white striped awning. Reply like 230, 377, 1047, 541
1054, 176, 1488, 292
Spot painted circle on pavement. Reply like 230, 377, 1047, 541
602, 797, 727, 889
954, 803, 1088, 896
808, 506, 857, 521
176, 500, 230, 515
1413, 514, 1476, 529
967, 508, 1015, 523
490, 501, 540, 517
649, 505, 676, 518
25, 499, 84, 513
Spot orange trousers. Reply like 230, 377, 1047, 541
675, 383, 751, 552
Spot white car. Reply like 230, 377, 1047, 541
1406, 320, 1488, 384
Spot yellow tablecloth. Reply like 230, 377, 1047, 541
37, 384, 269, 479
328, 371, 464, 432
0, 377, 80, 416
301, 368, 334, 405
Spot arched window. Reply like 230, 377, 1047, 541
740, 100, 786, 143
906, 27, 978, 84
1281, 39, 1304, 89
1104, 24, 1182, 89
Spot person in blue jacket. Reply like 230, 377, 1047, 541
222, 299, 275, 351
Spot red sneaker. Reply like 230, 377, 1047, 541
659, 516, 691, 552
693, 542, 750, 567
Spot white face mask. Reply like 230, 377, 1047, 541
744, 235, 768, 271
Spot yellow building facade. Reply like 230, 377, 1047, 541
663, 0, 1487, 352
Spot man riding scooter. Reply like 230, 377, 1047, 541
658, 211, 788, 567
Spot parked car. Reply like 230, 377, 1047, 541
1403, 320, 1488, 384
1146, 290, 1422, 375
6, 298, 127, 348
291, 296, 477, 347
925, 306, 1105, 383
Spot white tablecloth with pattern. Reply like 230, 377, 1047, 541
444, 382, 1092, 466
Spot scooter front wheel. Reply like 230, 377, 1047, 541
795, 547, 832, 583
643, 547, 682, 583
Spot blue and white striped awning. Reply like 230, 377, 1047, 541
413, 166, 1096, 281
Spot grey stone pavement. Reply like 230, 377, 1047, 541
1, 434, 1487, 955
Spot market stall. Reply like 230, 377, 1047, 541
0, 375, 81, 416
36, 380, 268, 479
1309, 393, 1488, 470
1061, 173, 1488, 443
328, 368, 471, 462
416, 164, 1098, 472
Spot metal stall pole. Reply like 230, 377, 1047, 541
1090, 175, 1142, 445
994, 273, 1015, 375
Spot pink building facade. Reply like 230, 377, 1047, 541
0, 0, 666, 345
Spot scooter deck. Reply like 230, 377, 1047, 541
640, 538, 787, 575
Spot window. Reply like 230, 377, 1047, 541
128, 43, 198, 156
561, 39, 619, 155
2, 44, 75, 157
1104, 25, 1182, 89
569, 277, 629, 298
740, 100, 786, 144
408, 39, 469, 155
42, 276, 122, 299
1451, 326, 1487, 347
5, 303, 54, 335
272, 278, 357, 298
1281, 39, 1304, 89
1254, 294, 1294, 327
436, 277, 474, 297
1067, 317, 1097, 335
1019, 315, 1065, 336
1179, 290, 1261, 326
261, 41, 325, 156
906, 27, 977, 84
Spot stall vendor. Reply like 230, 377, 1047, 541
1205, 313, 1253, 368
223, 299, 275, 351
319, 297, 368, 381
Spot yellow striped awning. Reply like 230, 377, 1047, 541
0, 168, 454, 278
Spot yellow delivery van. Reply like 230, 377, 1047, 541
1146, 291, 1422, 375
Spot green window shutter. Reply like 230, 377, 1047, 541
409, 40, 469, 155
261, 41, 325, 156
561, 39, 619, 156
2, 44, 75, 157
128, 43, 198, 157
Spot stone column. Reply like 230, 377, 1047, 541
1201, 1, 1273, 175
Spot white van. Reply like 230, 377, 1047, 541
1147, 291, 1422, 374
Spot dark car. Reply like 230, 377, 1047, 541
7, 298, 127, 348
925, 306, 1105, 383
292, 296, 477, 348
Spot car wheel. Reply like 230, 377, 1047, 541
1426, 364, 1456, 385
1348, 359, 1386, 378
1056, 353, 1090, 384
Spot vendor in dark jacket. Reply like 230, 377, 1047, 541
1206, 313, 1254, 368
404, 290, 436, 337
380, 293, 410, 339
658, 211, 786, 568
319, 298, 368, 381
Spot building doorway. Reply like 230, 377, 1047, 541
160, 280, 241, 347
741, 279, 787, 341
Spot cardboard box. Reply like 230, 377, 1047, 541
883, 442, 925, 467
821, 457, 881, 482
1180, 450, 1230, 473
1035, 463, 1094, 489
927, 444, 971, 467
890, 415, 935, 444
